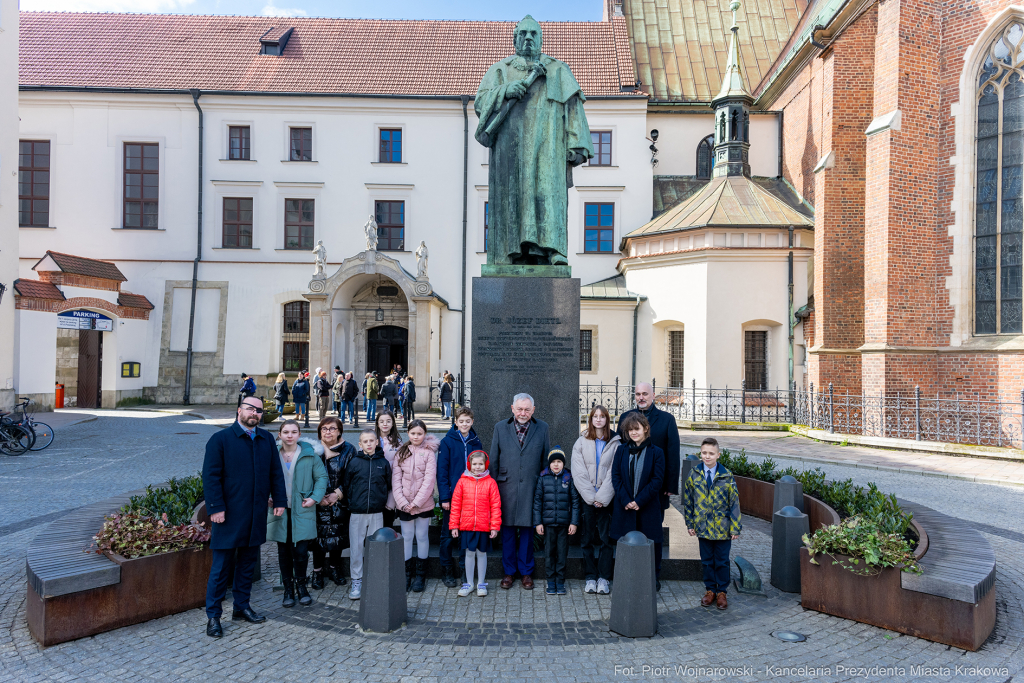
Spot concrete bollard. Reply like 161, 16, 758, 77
773, 475, 804, 514
358, 527, 407, 633
771, 505, 809, 593
680, 454, 701, 489
609, 531, 657, 638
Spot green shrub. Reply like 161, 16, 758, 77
803, 515, 921, 575
121, 474, 204, 527
92, 511, 210, 559
116, 396, 156, 407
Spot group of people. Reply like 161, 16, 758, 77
202, 384, 742, 638
261, 365, 416, 430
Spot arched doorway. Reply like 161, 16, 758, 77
366, 326, 408, 377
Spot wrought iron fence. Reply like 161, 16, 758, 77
428, 377, 1024, 449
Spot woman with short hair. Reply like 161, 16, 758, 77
310, 416, 354, 590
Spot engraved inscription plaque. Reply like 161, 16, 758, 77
471, 277, 581, 453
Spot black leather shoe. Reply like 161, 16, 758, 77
206, 618, 223, 638
310, 571, 325, 590
231, 607, 266, 623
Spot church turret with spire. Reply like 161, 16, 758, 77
711, 0, 753, 178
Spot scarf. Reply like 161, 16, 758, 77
627, 439, 650, 497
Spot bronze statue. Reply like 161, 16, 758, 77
475, 15, 594, 267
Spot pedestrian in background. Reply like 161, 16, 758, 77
238, 373, 256, 408
315, 371, 332, 420
202, 396, 286, 638
291, 372, 310, 428
402, 376, 417, 427
439, 374, 454, 420
341, 372, 358, 424
332, 370, 344, 416
366, 372, 380, 422
273, 372, 290, 415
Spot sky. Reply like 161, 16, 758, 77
18, 0, 605, 21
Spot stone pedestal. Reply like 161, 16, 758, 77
773, 475, 804, 513
470, 277, 580, 451
609, 531, 658, 638
358, 528, 407, 633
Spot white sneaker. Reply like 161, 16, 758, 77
585, 579, 598, 594
457, 583, 473, 597
477, 583, 488, 597
348, 579, 362, 600
597, 578, 611, 594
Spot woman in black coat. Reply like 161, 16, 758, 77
311, 416, 354, 589
610, 412, 666, 583
273, 373, 290, 413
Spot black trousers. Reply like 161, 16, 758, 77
543, 526, 569, 583
311, 545, 342, 573
276, 510, 310, 581
438, 508, 466, 579
580, 503, 614, 581
698, 538, 732, 593
206, 545, 260, 619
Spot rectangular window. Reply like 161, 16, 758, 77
379, 129, 403, 163
669, 330, 685, 387
285, 198, 315, 250
289, 127, 312, 161
124, 142, 159, 228
283, 300, 309, 333
580, 329, 593, 371
584, 202, 614, 253
589, 131, 612, 166
19, 140, 50, 227
229, 126, 250, 160
375, 200, 405, 251
222, 197, 253, 248
484, 201, 489, 251
283, 342, 309, 372
744, 330, 768, 392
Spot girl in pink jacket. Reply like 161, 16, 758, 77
392, 419, 439, 592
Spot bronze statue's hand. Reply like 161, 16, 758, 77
506, 81, 528, 99
531, 61, 547, 77
567, 149, 588, 166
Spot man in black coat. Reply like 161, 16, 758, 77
202, 396, 287, 638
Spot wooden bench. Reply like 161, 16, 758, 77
27, 490, 211, 647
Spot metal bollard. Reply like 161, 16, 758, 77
771, 505, 809, 593
358, 527, 407, 633
773, 475, 804, 514
609, 531, 657, 638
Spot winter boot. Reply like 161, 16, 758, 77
310, 570, 325, 590
441, 565, 459, 588
327, 565, 347, 586
281, 577, 296, 608
296, 577, 313, 606
411, 557, 426, 593
405, 559, 414, 591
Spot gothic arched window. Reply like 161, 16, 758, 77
696, 134, 715, 179
976, 22, 1024, 334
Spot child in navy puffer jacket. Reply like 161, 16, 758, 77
533, 447, 580, 595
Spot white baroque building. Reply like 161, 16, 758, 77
10, 4, 810, 410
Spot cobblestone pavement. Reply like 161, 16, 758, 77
1, 413, 1023, 682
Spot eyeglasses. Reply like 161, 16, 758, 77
321, 426, 339, 433
241, 404, 264, 414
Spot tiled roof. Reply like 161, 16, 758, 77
34, 250, 127, 281
118, 292, 155, 310
19, 13, 642, 97
653, 175, 813, 216
752, 0, 845, 100
581, 274, 644, 300
13, 279, 66, 300
626, 175, 813, 240
622, 0, 806, 102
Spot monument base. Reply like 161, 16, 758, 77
480, 264, 571, 278
471, 276, 581, 452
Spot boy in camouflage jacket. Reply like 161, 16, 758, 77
683, 437, 741, 611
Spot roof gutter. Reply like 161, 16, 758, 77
183, 89, 203, 405
19, 85, 645, 101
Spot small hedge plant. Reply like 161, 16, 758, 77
711, 448, 920, 574
91, 474, 209, 559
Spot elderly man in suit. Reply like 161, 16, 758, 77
490, 393, 551, 590
202, 396, 287, 638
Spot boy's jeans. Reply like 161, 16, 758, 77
697, 537, 732, 593
543, 525, 569, 583
349, 513, 384, 580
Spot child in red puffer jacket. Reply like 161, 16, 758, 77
450, 450, 501, 597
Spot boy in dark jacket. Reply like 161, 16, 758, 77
341, 429, 392, 600
436, 407, 483, 587
533, 447, 580, 595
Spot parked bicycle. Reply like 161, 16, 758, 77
0, 397, 54, 453
0, 414, 32, 455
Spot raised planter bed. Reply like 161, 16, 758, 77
734, 475, 840, 530
27, 493, 211, 647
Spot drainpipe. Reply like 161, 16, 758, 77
777, 110, 784, 178
631, 294, 641, 387
459, 95, 469, 404
183, 90, 203, 405
788, 225, 794, 394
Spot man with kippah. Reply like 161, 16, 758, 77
533, 447, 580, 595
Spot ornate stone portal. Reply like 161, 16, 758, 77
304, 248, 443, 409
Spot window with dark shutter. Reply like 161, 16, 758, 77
580, 329, 593, 371
19, 140, 50, 227
668, 330, 685, 387
744, 330, 768, 391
